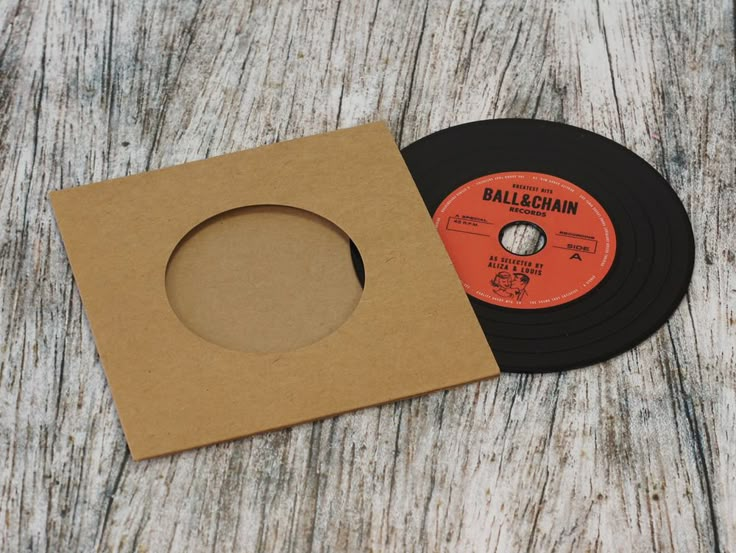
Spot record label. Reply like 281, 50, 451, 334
433, 171, 616, 309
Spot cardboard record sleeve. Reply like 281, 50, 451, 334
50, 122, 499, 460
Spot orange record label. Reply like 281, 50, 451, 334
433, 171, 616, 309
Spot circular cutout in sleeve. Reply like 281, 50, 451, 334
165, 205, 363, 353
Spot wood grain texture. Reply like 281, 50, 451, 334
0, 0, 733, 551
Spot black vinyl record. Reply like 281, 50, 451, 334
400, 119, 695, 373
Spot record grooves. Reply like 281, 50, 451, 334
400, 119, 695, 373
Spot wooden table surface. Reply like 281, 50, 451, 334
1, 1, 734, 551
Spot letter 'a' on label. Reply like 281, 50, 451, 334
433, 171, 617, 309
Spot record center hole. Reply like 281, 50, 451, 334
165, 205, 364, 353
499, 221, 547, 256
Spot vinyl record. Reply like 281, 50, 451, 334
401, 119, 695, 373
